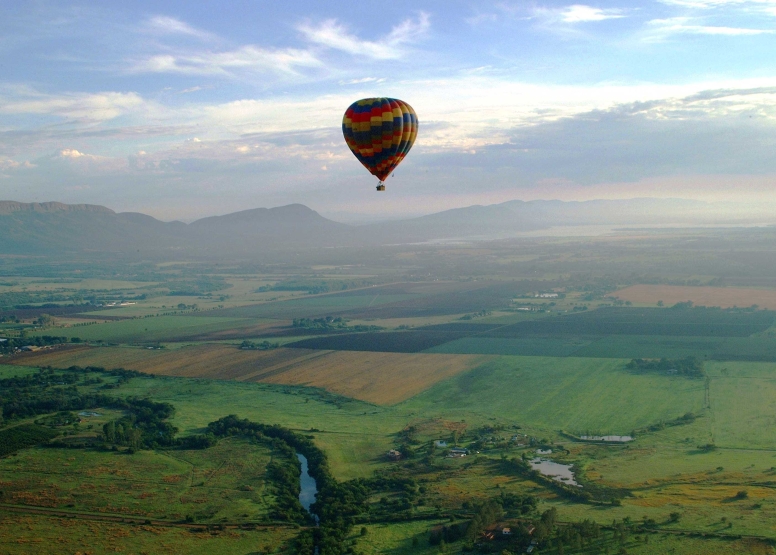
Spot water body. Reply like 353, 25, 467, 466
297, 453, 319, 524
530, 458, 580, 487
579, 435, 633, 443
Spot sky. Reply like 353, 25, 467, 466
1, 0, 776, 221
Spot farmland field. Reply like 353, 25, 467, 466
10, 344, 490, 405
400, 356, 706, 434
257, 350, 493, 405
0, 512, 295, 555
0, 437, 277, 522
613, 284, 776, 309
28, 315, 254, 343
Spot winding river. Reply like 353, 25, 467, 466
296, 453, 320, 524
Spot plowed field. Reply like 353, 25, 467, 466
612, 284, 776, 309
9, 345, 490, 405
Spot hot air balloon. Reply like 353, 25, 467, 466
342, 98, 418, 191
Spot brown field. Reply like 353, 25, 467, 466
612, 284, 776, 309
8, 345, 490, 405
257, 350, 492, 405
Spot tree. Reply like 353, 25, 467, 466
103, 421, 116, 443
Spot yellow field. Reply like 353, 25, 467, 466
9, 345, 490, 405
612, 284, 776, 309
256, 350, 492, 405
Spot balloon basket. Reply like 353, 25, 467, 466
376, 183, 386, 191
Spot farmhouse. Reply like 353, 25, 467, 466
448, 447, 468, 458
386, 449, 402, 461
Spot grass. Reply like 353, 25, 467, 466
0, 512, 295, 555
0, 363, 39, 378
206, 293, 417, 319
0, 438, 276, 522
706, 360, 776, 449
29, 316, 252, 343
425, 336, 595, 356
401, 356, 706, 434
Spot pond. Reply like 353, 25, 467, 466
579, 435, 633, 443
297, 453, 319, 524
530, 458, 580, 487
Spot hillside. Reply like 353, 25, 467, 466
0, 198, 763, 255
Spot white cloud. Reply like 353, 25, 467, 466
0, 157, 35, 170
59, 149, 86, 158
658, 0, 776, 15
133, 45, 321, 76
0, 91, 144, 121
556, 5, 626, 22
339, 77, 386, 85
646, 16, 774, 38
297, 12, 429, 59
659, 0, 776, 7
145, 16, 215, 41
180, 86, 202, 93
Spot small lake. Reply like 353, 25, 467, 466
530, 458, 580, 487
579, 435, 633, 443
297, 453, 319, 524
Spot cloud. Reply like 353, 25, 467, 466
0, 157, 35, 171
133, 45, 322, 76
297, 12, 429, 59
646, 16, 775, 38
339, 77, 386, 85
59, 148, 87, 158
180, 86, 202, 93
555, 5, 626, 22
657, 0, 776, 16
659, 0, 776, 7
0, 90, 144, 121
145, 16, 215, 41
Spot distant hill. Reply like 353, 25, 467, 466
500, 198, 727, 226
0, 198, 764, 256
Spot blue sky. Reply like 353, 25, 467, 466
2, 0, 776, 220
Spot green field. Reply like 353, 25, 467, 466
0, 438, 276, 522
0, 512, 295, 555
402, 356, 705, 434
207, 293, 418, 319
30, 315, 253, 343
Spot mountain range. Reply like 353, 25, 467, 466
0, 198, 768, 256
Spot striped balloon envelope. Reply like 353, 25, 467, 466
342, 98, 418, 191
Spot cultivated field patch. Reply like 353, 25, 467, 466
401, 356, 706, 433
9, 344, 489, 405
613, 284, 776, 309
257, 350, 492, 405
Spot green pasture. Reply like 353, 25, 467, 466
0, 511, 294, 555
116, 377, 406, 480
706, 360, 776, 449
31, 315, 252, 343
208, 293, 417, 319
355, 521, 448, 554
401, 356, 706, 434
0, 363, 39, 378
426, 333, 776, 362
0, 437, 276, 522
425, 336, 595, 356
